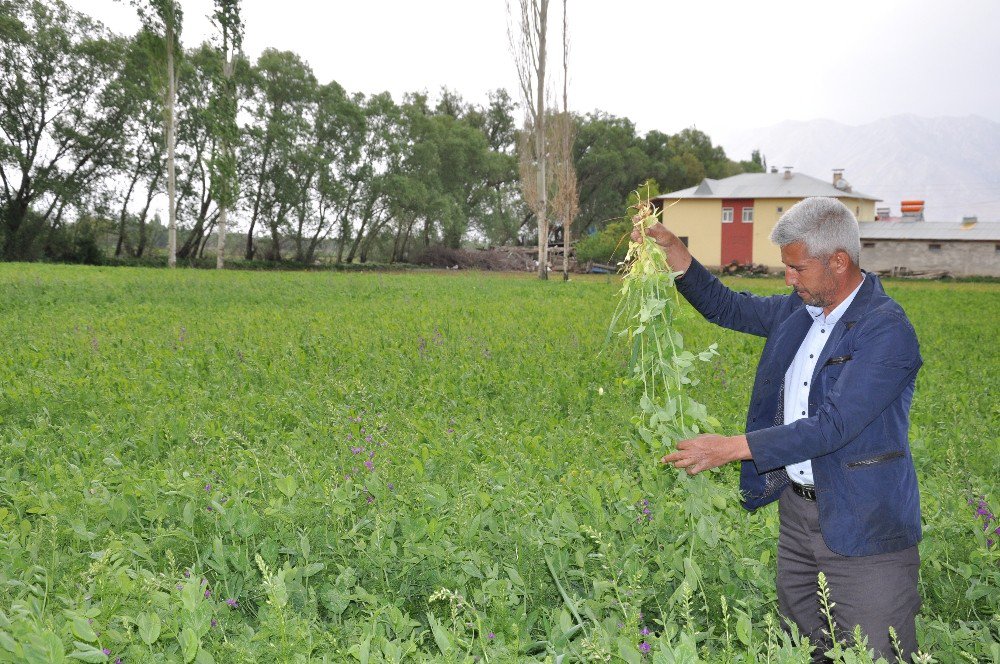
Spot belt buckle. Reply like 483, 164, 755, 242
792, 482, 817, 501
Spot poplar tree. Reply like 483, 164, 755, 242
130, 0, 182, 267
509, 0, 551, 279
210, 0, 243, 268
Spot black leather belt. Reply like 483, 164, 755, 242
790, 482, 817, 501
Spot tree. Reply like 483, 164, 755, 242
110, 28, 166, 258
464, 90, 521, 246
130, 0, 183, 267
174, 43, 227, 263
0, 0, 127, 260
572, 112, 648, 235
339, 92, 401, 264
209, 0, 243, 268
552, 0, 577, 280
239, 49, 316, 261
509, 0, 551, 279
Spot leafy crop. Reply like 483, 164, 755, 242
612, 197, 719, 449
0, 264, 996, 663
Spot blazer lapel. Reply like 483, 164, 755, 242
812, 273, 877, 382
767, 305, 814, 379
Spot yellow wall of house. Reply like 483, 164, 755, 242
660, 196, 880, 270
753, 198, 798, 268
755, 197, 878, 268
659, 199, 721, 266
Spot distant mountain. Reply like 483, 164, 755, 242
717, 115, 1000, 222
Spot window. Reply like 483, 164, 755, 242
863, 242, 876, 249
742, 207, 754, 223
777, 206, 783, 213
679, 236, 689, 247
722, 207, 734, 223
995, 243, 1000, 253
928, 243, 942, 252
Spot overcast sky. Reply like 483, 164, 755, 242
70, 0, 1000, 158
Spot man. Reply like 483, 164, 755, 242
637, 197, 922, 662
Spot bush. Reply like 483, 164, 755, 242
575, 219, 631, 265
43, 223, 105, 265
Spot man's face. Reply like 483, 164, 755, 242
780, 241, 837, 308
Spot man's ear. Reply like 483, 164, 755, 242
829, 250, 850, 274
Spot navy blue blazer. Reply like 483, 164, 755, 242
676, 258, 923, 557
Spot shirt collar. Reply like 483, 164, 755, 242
805, 274, 866, 325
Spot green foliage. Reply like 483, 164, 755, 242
0, 0, 127, 260
574, 220, 630, 265
612, 196, 720, 448
0, 264, 996, 662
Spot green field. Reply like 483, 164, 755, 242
0, 264, 997, 663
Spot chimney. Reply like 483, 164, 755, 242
832, 169, 844, 185
783, 166, 793, 180
876, 207, 891, 220
962, 215, 978, 227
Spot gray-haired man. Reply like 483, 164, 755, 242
636, 197, 923, 662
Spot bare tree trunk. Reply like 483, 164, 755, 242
535, 1, 548, 280
216, 206, 227, 268
560, 0, 574, 281
115, 167, 142, 257
165, 18, 178, 268
510, 0, 551, 280
217, 55, 234, 269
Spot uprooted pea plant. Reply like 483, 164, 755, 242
610, 195, 721, 450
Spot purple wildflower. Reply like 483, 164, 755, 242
204, 483, 212, 492
971, 495, 997, 547
364, 460, 374, 471
365, 435, 373, 443
639, 641, 651, 653
183, 569, 191, 578
640, 627, 650, 636
387, 483, 395, 491
487, 632, 495, 640
351, 446, 363, 455
211, 619, 218, 628
226, 598, 238, 608
204, 588, 211, 598
366, 495, 375, 504
102, 648, 111, 656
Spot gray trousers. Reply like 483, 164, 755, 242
776, 486, 921, 663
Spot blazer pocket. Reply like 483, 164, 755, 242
846, 450, 905, 469
824, 354, 852, 366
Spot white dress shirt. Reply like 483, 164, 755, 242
784, 276, 865, 486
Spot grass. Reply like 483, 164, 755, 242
0, 264, 997, 663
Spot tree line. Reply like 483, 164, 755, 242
0, 0, 763, 266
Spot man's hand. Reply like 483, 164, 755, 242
630, 221, 693, 274
661, 434, 751, 475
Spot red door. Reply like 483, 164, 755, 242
721, 198, 753, 264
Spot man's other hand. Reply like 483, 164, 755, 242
661, 434, 752, 475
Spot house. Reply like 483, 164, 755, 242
653, 167, 880, 269
858, 217, 1000, 277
